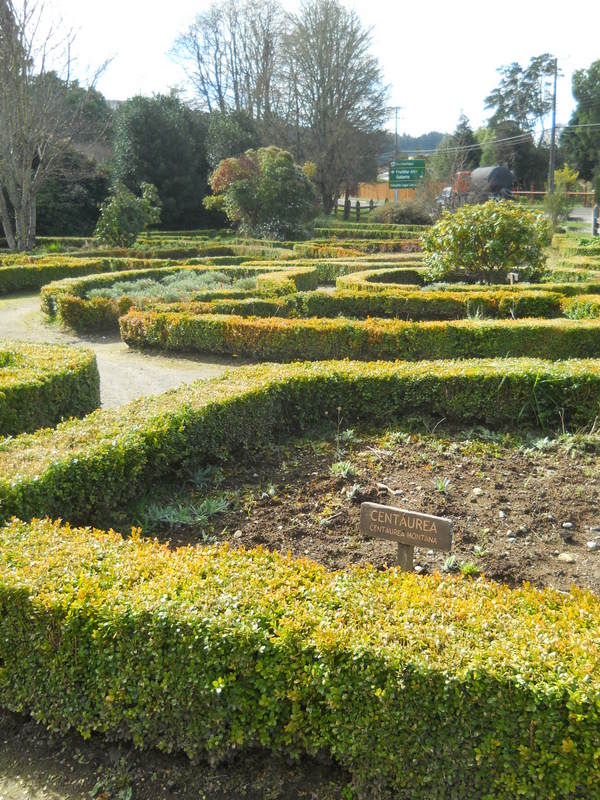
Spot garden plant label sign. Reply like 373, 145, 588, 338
360, 502, 452, 572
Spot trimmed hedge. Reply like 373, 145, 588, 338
0, 256, 177, 295
0, 341, 100, 435
313, 226, 424, 240
41, 264, 323, 331
119, 312, 600, 362
141, 289, 566, 322
1, 517, 597, 799
2, 358, 599, 526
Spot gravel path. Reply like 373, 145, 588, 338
0, 293, 242, 408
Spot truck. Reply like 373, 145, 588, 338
437, 165, 515, 209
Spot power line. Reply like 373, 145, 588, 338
398, 121, 600, 156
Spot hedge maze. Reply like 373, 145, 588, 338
1, 222, 599, 798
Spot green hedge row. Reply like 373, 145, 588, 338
0, 256, 181, 295
2, 359, 599, 525
41, 264, 324, 331
119, 312, 600, 362
313, 226, 423, 240
299, 239, 422, 255
1, 516, 596, 799
144, 288, 566, 322
0, 341, 99, 436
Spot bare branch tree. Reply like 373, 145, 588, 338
282, 0, 388, 212
0, 0, 106, 250
171, 0, 286, 121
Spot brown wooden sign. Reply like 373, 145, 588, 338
360, 502, 452, 571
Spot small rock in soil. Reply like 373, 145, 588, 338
498, 510, 506, 519
557, 552, 577, 563
233, 530, 243, 539
586, 540, 599, 552
472, 487, 484, 497
562, 522, 574, 529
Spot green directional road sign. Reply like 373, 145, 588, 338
389, 159, 426, 189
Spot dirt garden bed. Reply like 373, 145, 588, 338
116, 423, 600, 595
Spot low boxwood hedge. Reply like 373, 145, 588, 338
119, 312, 600, 362
1, 517, 596, 799
139, 289, 566, 322
41, 265, 323, 331
0, 341, 99, 435
1, 359, 599, 524
0, 256, 176, 295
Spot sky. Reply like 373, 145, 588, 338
50, 0, 598, 137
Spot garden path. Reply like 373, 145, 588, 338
0, 292, 242, 408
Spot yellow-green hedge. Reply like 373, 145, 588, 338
1, 359, 599, 524
0, 341, 100, 435
0, 517, 598, 799
41, 264, 322, 331
0, 256, 176, 295
119, 312, 600, 362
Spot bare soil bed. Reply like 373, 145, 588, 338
120, 423, 600, 595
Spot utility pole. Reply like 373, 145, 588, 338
393, 106, 400, 202
548, 58, 558, 193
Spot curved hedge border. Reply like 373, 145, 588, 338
0, 256, 178, 295
119, 312, 600, 362
1, 358, 599, 524
1, 517, 597, 799
0, 341, 100, 435
41, 264, 323, 331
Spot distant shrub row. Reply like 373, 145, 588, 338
0, 342, 99, 435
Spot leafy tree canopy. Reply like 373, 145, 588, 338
112, 94, 209, 229
485, 54, 556, 140
206, 110, 261, 169
561, 60, 600, 180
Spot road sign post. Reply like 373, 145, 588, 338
389, 159, 426, 190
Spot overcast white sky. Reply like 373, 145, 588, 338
51, 0, 598, 137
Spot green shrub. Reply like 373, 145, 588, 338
95, 182, 162, 248
369, 200, 432, 225
0, 516, 597, 799
206, 147, 318, 239
1, 359, 599, 524
0, 342, 99, 435
423, 201, 552, 283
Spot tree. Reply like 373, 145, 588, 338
206, 146, 317, 238
430, 114, 481, 182
477, 121, 547, 187
36, 149, 109, 236
485, 54, 556, 142
172, 0, 285, 123
206, 109, 261, 168
543, 163, 579, 229
423, 200, 551, 284
0, 1, 106, 250
94, 182, 161, 248
283, 0, 388, 212
112, 94, 209, 229
561, 61, 600, 181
